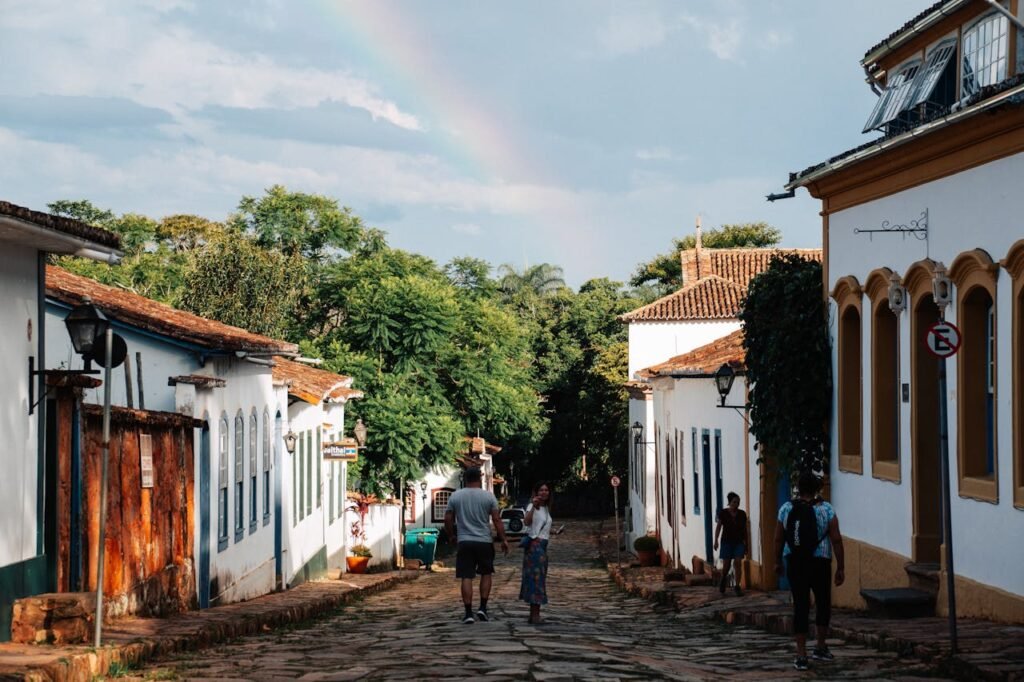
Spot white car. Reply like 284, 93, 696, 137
500, 508, 526, 536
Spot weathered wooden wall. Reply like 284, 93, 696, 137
65, 404, 199, 618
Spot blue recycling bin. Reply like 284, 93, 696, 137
404, 528, 439, 570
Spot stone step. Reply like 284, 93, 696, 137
904, 562, 940, 595
860, 588, 935, 619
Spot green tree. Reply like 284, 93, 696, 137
444, 256, 496, 297
178, 235, 301, 338
630, 222, 782, 290
738, 254, 831, 476
231, 185, 364, 261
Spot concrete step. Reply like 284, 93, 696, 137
860, 588, 935, 619
904, 562, 940, 595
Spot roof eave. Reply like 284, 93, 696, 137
861, 0, 969, 67
0, 215, 123, 263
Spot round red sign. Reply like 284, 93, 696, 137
926, 321, 961, 359
610, 475, 621, 487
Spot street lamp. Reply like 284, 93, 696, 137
283, 430, 298, 455
64, 296, 109, 365
714, 363, 737, 407
420, 480, 428, 529
353, 418, 367, 448
887, 272, 907, 314
932, 262, 953, 311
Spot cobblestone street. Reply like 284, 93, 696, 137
133, 520, 949, 681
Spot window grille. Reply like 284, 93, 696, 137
234, 412, 244, 540
962, 13, 1009, 98
909, 41, 957, 108
262, 409, 271, 522
218, 416, 229, 549
432, 489, 454, 522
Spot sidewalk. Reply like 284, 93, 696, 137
598, 525, 1024, 681
0, 571, 418, 682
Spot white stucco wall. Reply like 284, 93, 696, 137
627, 320, 740, 379
409, 467, 463, 529
827, 151, 1024, 597
627, 395, 655, 547
46, 301, 197, 414
0, 246, 40, 569
650, 374, 757, 571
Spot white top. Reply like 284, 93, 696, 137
525, 503, 552, 540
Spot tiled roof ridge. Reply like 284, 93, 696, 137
272, 356, 360, 406
619, 275, 744, 322
46, 265, 297, 355
0, 200, 122, 249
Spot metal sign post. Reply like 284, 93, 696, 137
611, 475, 621, 568
926, 319, 960, 655
94, 325, 113, 649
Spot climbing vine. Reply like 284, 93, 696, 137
739, 255, 831, 477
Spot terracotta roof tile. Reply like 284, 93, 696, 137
46, 266, 297, 355
1, 200, 121, 249
621, 248, 822, 322
644, 329, 746, 377
463, 436, 502, 456
271, 357, 362, 405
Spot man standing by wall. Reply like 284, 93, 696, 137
445, 467, 509, 623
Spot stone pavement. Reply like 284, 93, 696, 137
598, 523, 1024, 682
0, 571, 417, 682
126, 520, 952, 681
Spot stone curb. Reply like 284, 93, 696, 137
605, 563, 1003, 682
0, 571, 418, 682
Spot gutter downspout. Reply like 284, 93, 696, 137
983, 0, 1024, 31
0, 217, 123, 263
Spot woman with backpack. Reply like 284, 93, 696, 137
774, 471, 845, 671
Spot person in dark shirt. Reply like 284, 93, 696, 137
713, 492, 748, 596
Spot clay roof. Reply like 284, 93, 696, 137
621, 249, 822, 323
0, 200, 121, 249
46, 266, 297, 355
862, 0, 955, 63
619, 275, 745, 322
644, 329, 746, 378
271, 357, 362, 406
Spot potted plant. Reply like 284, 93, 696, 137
346, 544, 373, 574
633, 535, 661, 567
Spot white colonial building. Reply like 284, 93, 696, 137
785, 0, 1024, 622
0, 202, 121, 641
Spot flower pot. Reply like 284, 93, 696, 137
636, 549, 659, 567
346, 556, 370, 574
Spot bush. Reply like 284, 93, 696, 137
350, 544, 373, 558
633, 535, 660, 552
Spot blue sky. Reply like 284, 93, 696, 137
0, 0, 925, 287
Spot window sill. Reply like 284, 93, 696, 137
234, 528, 245, 543
263, 514, 271, 527
249, 521, 258, 535
872, 459, 900, 483
838, 453, 864, 475
958, 476, 998, 504
218, 537, 229, 553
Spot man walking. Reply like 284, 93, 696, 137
775, 470, 845, 671
444, 467, 509, 623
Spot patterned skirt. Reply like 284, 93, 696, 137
519, 538, 549, 605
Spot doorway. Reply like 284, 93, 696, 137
198, 419, 211, 608
912, 294, 941, 563
274, 412, 283, 589
701, 430, 714, 563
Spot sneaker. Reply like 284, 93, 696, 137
812, 647, 834, 661
475, 608, 489, 622
462, 613, 475, 624
793, 657, 809, 671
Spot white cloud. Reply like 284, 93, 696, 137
451, 223, 482, 236
678, 14, 744, 62
0, 1, 421, 130
596, 12, 671, 55
635, 146, 688, 162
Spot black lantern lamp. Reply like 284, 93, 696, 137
420, 480, 428, 529
64, 296, 109, 369
631, 420, 644, 445
714, 363, 736, 407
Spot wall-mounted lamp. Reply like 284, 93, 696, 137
887, 272, 907, 314
932, 262, 953, 311
353, 417, 368, 448
283, 430, 298, 454
713, 363, 750, 424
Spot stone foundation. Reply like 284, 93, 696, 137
11, 593, 96, 645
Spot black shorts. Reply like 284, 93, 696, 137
456, 541, 495, 579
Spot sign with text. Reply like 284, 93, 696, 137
139, 434, 154, 488
610, 475, 620, 488
323, 437, 358, 461
926, 321, 961, 359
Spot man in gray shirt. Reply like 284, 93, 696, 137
444, 467, 509, 623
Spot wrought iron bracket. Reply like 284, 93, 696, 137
854, 208, 929, 242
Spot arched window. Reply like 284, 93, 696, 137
218, 414, 229, 551
1005, 240, 1024, 508
833, 276, 863, 474
432, 488, 455, 523
234, 411, 244, 540
262, 409, 271, 523
950, 250, 998, 502
249, 410, 258, 531
865, 269, 900, 481
961, 12, 1009, 98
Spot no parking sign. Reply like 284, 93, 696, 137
926, 321, 961, 359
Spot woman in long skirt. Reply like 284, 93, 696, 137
519, 482, 552, 624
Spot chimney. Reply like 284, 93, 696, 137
680, 215, 705, 285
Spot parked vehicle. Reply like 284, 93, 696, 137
500, 508, 526, 536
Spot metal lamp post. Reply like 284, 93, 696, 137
420, 481, 428, 529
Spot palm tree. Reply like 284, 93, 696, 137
497, 263, 566, 298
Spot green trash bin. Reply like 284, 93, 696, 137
404, 528, 439, 570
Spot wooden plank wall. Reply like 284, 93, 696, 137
64, 406, 198, 618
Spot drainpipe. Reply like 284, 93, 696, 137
983, 0, 1024, 31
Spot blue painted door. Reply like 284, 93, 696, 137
198, 422, 211, 608
701, 431, 714, 563
713, 430, 724, 516
274, 413, 283, 588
